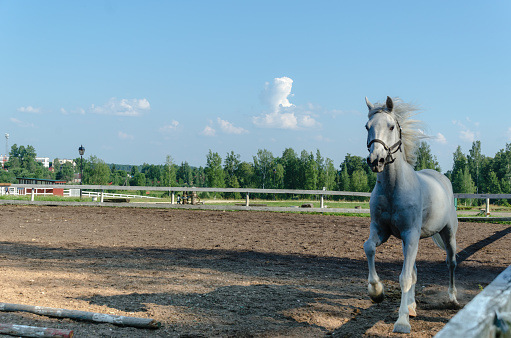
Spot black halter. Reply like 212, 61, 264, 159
367, 112, 403, 165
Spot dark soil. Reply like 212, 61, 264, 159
0, 205, 509, 337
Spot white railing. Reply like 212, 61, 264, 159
75, 190, 159, 199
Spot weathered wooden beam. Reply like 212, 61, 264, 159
0, 303, 161, 329
435, 265, 511, 337
0, 323, 73, 338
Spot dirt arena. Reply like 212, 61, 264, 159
0, 205, 509, 337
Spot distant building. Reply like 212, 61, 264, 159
56, 159, 76, 166
35, 157, 50, 168
16, 177, 66, 196
1, 154, 8, 168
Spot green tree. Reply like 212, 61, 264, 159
205, 150, 225, 189
131, 172, 147, 186
301, 150, 318, 190
467, 141, 484, 193
237, 161, 255, 189
253, 149, 274, 189
224, 151, 241, 199
452, 167, 476, 205
56, 162, 75, 182
414, 141, 441, 172
339, 165, 350, 192
281, 148, 300, 190
83, 155, 110, 185
350, 169, 369, 192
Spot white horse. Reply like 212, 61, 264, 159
363, 96, 459, 333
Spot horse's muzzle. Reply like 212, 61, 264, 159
367, 156, 385, 173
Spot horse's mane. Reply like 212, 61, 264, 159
367, 98, 425, 166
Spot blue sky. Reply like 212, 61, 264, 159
1, 1, 509, 172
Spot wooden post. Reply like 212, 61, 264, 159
320, 187, 325, 208
245, 192, 249, 207
0, 303, 160, 329
171, 191, 174, 204
0, 323, 73, 337
100, 190, 104, 203
31, 189, 35, 201
486, 198, 490, 217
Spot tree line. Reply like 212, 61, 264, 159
1, 141, 511, 203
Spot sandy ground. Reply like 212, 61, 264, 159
0, 205, 509, 337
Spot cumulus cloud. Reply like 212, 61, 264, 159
91, 98, 150, 116
253, 77, 319, 130
201, 125, 216, 136
434, 132, 447, 144
159, 120, 180, 133
217, 118, 248, 134
260, 76, 295, 112
17, 106, 40, 113
118, 131, 134, 140
452, 119, 479, 143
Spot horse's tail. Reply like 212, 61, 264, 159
432, 233, 445, 250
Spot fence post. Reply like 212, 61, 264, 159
245, 192, 250, 207
171, 191, 174, 204
320, 187, 325, 209
486, 198, 490, 217
100, 190, 104, 203
30, 189, 35, 201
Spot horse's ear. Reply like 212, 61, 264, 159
365, 97, 374, 111
385, 96, 394, 112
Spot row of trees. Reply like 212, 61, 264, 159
2, 141, 511, 202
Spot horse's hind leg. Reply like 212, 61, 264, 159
440, 225, 459, 305
363, 222, 390, 303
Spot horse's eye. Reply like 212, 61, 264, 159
365, 125, 369, 130
390, 126, 395, 131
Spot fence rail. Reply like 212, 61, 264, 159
8, 183, 511, 199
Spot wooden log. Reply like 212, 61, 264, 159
0, 323, 73, 338
0, 303, 160, 329
436, 265, 511, 337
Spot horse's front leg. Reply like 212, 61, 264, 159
393, 231, 420, 334
363, 222, 390, 303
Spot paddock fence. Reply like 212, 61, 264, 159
2, 184, 511, 218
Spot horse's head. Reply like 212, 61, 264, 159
365, 96, 402, 173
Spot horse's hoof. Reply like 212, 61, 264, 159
368, 283, 385, 303
408, 302, 417, 317
393, 323, 411, 334
370, 292, 385, 303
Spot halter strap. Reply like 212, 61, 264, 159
367, 111, 403, 165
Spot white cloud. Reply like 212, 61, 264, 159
118, 131, 134, 140
159, 120, 180, 133
261, 76, 295, 113
201, 125, 216, 136
91, 97, 150, 116
452, 119, 479, 143
10, 117, 35, 128
17, 106, 40, 113
299, 115, 319, 128
434, 133, 447, 144
217, 118, 248, 134
253, 110, 299, 129
253, 77, 320, 130
459, 129, 475, 143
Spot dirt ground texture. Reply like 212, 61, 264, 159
0, 205, 510, 337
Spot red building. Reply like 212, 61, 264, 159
16, 177, 67, 196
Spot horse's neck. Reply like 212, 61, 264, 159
377, 152, 415, 193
